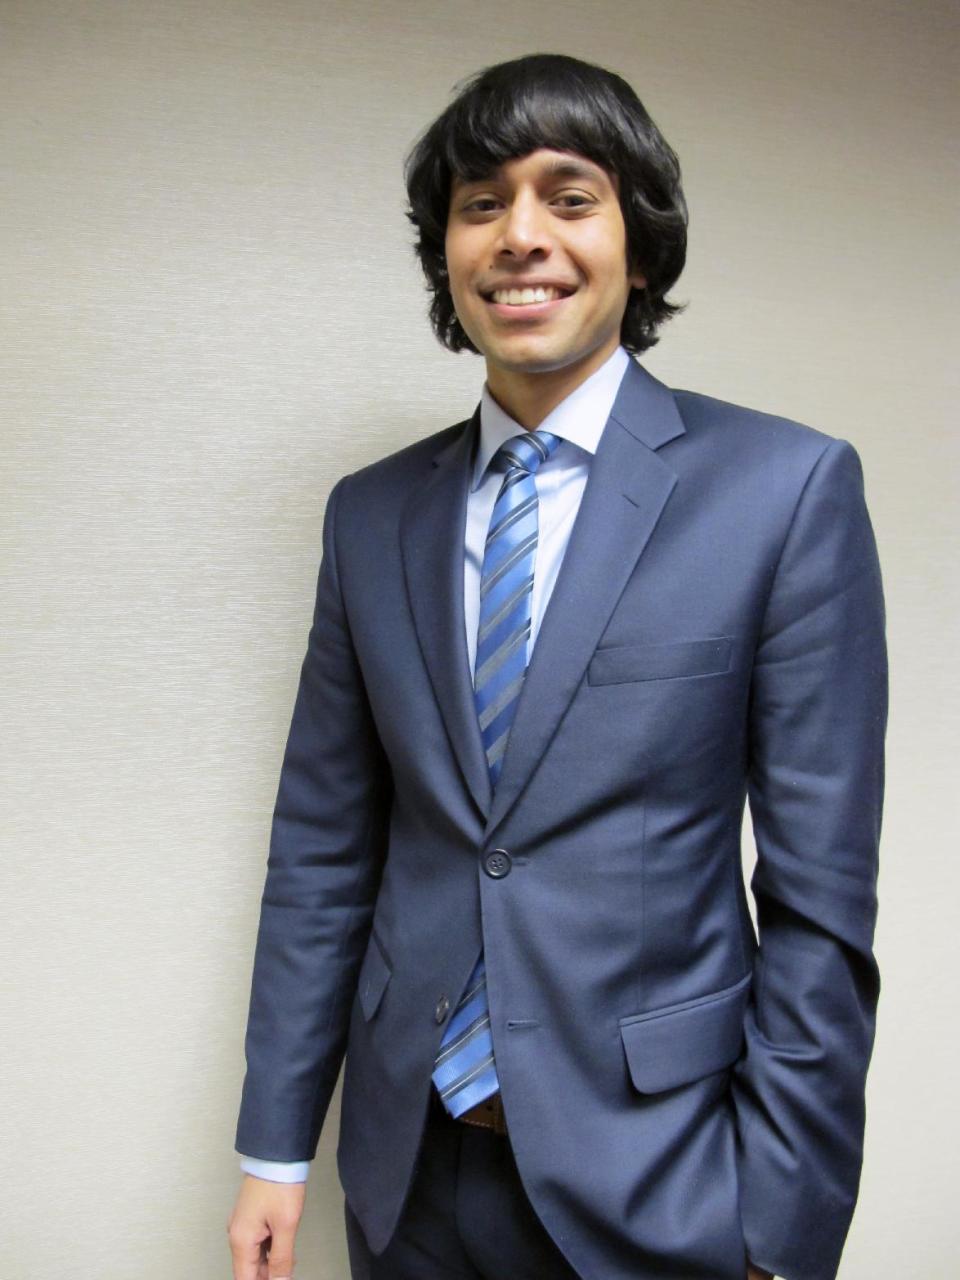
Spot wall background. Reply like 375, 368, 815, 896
2, 1, 957, 1276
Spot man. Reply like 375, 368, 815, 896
228, 53, 886, 1280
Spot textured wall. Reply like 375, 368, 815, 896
2, 1, 957, 1276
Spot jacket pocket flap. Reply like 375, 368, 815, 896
358, 932, 392, 1022
619, 972, 751, 1093
588, 637, 733, 686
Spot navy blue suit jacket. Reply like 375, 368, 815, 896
236, 358, 886, 1280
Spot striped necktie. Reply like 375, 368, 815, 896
431, 428, 562, 1117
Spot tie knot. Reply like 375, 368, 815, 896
493, 429, 562, 478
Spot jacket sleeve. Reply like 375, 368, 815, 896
235, 473, 393, 1162
732, 438, 887, 1280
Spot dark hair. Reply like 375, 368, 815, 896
404, 53, 688, 355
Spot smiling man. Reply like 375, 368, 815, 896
229, 54, 887, 1280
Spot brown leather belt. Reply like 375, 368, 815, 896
435, 1088, 509, 1136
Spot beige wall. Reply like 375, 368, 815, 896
2, 1, 957, 1276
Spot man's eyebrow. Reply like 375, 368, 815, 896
540, 157, 607, 182
452, 156, 610, 190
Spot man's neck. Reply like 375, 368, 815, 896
484, 343, 622, 429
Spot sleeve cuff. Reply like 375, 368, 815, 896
239, 1155, 310, 1184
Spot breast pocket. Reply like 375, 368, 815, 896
587, 637, 733, 687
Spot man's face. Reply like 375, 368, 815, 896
444, 148, 646, 384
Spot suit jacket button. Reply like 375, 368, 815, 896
435, 994, 450, 1023
484, 849, 512, 878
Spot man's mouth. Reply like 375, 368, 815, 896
484, 285, 574, 306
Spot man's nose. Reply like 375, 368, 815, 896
495, 193, 553, 258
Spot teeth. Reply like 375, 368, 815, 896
490, 286, 566, 305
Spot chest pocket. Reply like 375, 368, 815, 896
587, 637, 733, 686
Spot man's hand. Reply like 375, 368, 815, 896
747, 1264, 774, 1280
227, 1175, 306, 1280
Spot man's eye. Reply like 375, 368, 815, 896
464, 198, 500, 212
554, 194, 592, 208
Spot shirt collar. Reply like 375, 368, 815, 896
471, 345, 631, 492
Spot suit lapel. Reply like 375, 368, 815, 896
400, 408, 492, 820
398, 360, 685, 834
485, 359, 685, 838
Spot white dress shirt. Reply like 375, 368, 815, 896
239, 344, 632, 1183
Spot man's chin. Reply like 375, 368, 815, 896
479, 337, 583, 374
484, 344, 605, 379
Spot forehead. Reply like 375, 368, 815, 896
450, 148, 616, 192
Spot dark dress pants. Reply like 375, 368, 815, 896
344, 1088, 582, 1279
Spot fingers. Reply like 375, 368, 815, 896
227, 1220, 265, 1280
228, 1177, 305, 1280
229, 1220, 291, 1280
265, 1215, 296, 1280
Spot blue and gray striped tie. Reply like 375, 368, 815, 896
432, 428, 562, 1117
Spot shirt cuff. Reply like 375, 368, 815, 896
239, 1155, 310, 1183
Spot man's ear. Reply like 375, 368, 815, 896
628, 266, 648, 290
